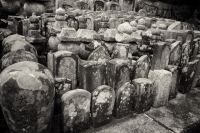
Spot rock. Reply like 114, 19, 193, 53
117, 22, 133, 34
111, 43, 129, 59
169, 41, 181, 66
115, 32, 134, 43
91, 85, 115, 128
61, 89, 91, 133
148, 70, 172, 108
88, 46, 111, 64
178, 60, 199, 94
54, 77, 71, 115
2, 34, 25, 47
180, 42, 190, 70
57, 28, 80, 42
165, 65, 179, 100
79, 60, 106, 93
113, 82, 133, 119
134, 55, 150, 79
77, 29, 95, 42
132, 78, 154, 113
107, 58, 130, 91
48, 36, 61, 52
2, 39, 37, 57
47, 51, 79, 90
103, 29, 118, 42
151, 42, 170, 70
192, 55, 200, 88
167, 21, 182, 30
1, 49, 38, 71
0, 61, 55, 133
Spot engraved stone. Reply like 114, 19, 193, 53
148, 70, 172, 108
132, 78, 154, 113
0, 61, 55, 133
47, 51, 79, 90
91, 85, 115, 128
113, 82, 133, 119
79, 60, 106, 93
61, 89, 91, 133
107, 58, 130, 91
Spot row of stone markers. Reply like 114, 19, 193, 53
1, 7, 200, 133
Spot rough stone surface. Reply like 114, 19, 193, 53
151, 42, 170, 70
146, 88, 200, 133
169, 41, 181, 66
79, 60, 106, 93
148, 70, 172, 108
192, 55, 200, 88
91, 85, 115, 128
113, 82, 133, 119
1, 49, 38, 71
85, 114, 172, 133
0, 61, 55, 133
178, 60, 199, 94
111, 43, 129, 59
77, 29, 96, 42
88, 46, 111, 64
47, 51, 79, 90
132, 78, 154, 114
165, 65, 179, 100
107, 58, 130, 91
61, 89, 91, 133
134, 55, 150, 79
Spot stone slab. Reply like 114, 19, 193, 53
85, 114, 172, 133
146, 88, 200, 133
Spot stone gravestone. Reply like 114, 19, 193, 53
134, 55, 150, 79
107, 58, 130, 91
91, 85, 115, 128
165, 65, 179, 100
178, 60, 199, 94
148, 70, 172, 108
151, 41, 171, 70
113, 82, 133, 119
61, 89, 91, 133
132, 78, 154, 113
79, 60, 106, 93
48, 51, 79, 90
0, 61, 55, 133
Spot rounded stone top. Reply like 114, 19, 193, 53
29, 12, 39, 23
56, 7, 66, 15
151, 24, 157, 28
0, 61, 54, 92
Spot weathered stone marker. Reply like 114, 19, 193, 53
134, 55, 151, 79
107, 58, 130, 91
148, 70, 172, 108
168, 41, 181, 66
165, 65, 179, 100
88, 46, 111, 64
151, 41, 171, 70
61, 89, 91, 133
1, 49, 38, 71
0, 61, 55, 133
91, 85, 115, 128
48, 51, 79, 90
79, 60, 106, 93
132, 78, 154, 114
178, 60, 199, 94
54, 77, 72, 115
192, 55, 200, 88
180, 42, 190, 70
111, 43, 130, 59
113, 82, 133, 119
